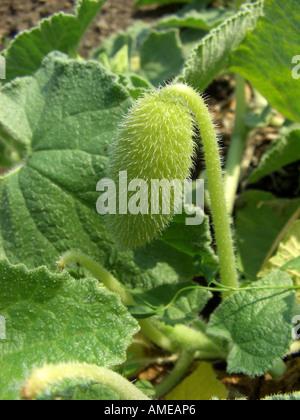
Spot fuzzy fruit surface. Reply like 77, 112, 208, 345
107, 88, 196, 249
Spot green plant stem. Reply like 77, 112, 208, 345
224, 74, 248, 214
21, 363, 150, 400
160, 323, 227, 359
161, 84, 239, 298
155, 350, 195, 398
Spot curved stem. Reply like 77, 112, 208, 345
234, 0, 244, 10
21, 363, 150, 400
155, 350, 195, 398
160, 84, 239, 298
57, 250, 133, 305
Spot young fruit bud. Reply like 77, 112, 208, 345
106, 87, 195, 249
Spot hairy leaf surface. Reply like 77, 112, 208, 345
0, 259, 139, 400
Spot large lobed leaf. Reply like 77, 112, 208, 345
208, 271, 295, 377
0, 259, 139, 400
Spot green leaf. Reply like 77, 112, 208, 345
176, 1, 263, 91
159, 210, 219, 282
158, 7, 233, 30
282, 257, 300, 271
135, 0, 192, 6
259, 220, 300, 303
230, 0, 300, 122
235, 190, 300, 281
208, 271, 295, 377
135, 380, 156, 397
99, 46, 130, 74
94, 24, 187, 86
140, 29, 185, 86
164, 362, 228, 400
0, 140, 15, 169
69, 384, 122, 400
263, 392, 300, 401
0, 259, 139, 400
92, 21, 151, 62
1, 0, 107, 81
117, 73, 152, 100
37, 381, 122, 400
249, 124, 300, 183
110, 45, 130, 74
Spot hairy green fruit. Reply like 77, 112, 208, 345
106, 87, 196, 249
105, 83, 238, 299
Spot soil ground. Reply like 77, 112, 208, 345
0, 0, 299, 400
